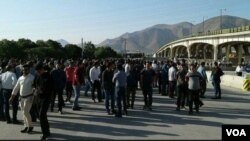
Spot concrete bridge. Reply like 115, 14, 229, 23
155, 26, 250, 65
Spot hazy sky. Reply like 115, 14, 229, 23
0, 0, 250, 44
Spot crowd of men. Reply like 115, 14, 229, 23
0, 58, 224, 140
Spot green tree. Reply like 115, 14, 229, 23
64, 44, 82, 59
83, 41, 95, 59
25, 47, 65, 59
36, 40, 48, 47
0, 39, 26, 58
46, 39, 62, 49
94, 46, 119, 59
17, 38, 37, 49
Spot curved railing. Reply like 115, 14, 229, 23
156, 25, 250, 54
182, 25, 250, 39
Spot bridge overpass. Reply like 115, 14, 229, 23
155, 25, 250, 65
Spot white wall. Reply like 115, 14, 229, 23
206, 71, 245, 90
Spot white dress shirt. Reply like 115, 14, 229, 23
0, 71, 17, 89
235, 65, 243, 73
125, 64, 130, 76
168, 66, 176, 81
12, 73, 35, 96
89, 66, 100, 83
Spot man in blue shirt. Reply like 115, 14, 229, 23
113, 64, 127, 117
197, 62, 208, 98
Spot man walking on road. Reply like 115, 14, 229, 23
9, 64, 35, 133
33, 63, 52, 140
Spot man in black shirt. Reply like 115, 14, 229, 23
211, 62, 224, 99
102, 62, 115, 115
140, 62, 156, 111
33, 63, 52, 140
50, 61, 66, 114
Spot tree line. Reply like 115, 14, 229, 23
0, 39, 121, 59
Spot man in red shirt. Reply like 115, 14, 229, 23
64, 60, 75, 103
72, 61, 84, 110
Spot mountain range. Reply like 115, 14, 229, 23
98, 15, 250, 53
56, 15, 250, 53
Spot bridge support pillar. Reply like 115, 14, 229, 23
195, 45, 199, 58
176, 47, 180, 58
214, 45, 218, 61
226, 45, 230, 61
170, 48, 173, 59
187, 47, 191, 59
204, 44, 210, 61
238, 44, 243, 64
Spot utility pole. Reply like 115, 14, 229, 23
124, 38, 127, 58
81, 38, 84, 58
220, 9, 226, 30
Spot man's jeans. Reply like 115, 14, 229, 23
104, 88, 115, 113
73, 84, 81, 108
2, 89, 19, 121
0, 90, 4, 118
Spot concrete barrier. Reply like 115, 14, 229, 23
207, 71, 244, 90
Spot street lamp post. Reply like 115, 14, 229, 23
121, 38, 127, 58
124, 38, 127, 58
81, 38, 84, 58
220, 8, 226, 30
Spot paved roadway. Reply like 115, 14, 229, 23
0, 83, 250, 140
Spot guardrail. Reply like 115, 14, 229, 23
180, 25, 250, 40
157, 25, 250, 52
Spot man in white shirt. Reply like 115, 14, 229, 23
235, 64, 244, 76
9, 64, 35, 133
0, 65, 17, 124
125, 60, 131, 76
168, 61, 177, 98
151, 60, 158, 87
89, 61, 102, 102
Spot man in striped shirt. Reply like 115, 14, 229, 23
185, 64, 203, 115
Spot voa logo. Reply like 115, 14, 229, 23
226, 129, 246, 136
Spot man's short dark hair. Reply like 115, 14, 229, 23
117, 64, 123, 70
214, 61, 218, 66
23, 64, 30, 68
189, 63, 196, 68
35, 63, 43, 70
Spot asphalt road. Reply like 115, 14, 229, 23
0, 83, 249, 140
